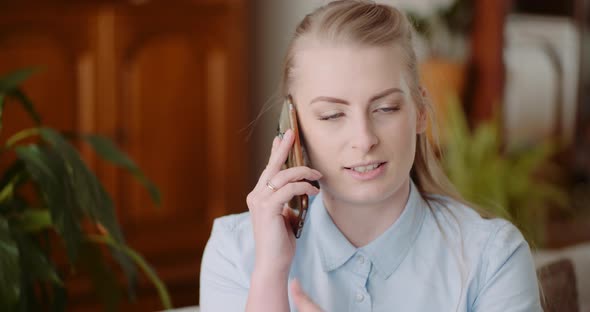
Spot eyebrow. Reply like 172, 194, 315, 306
309, 87, 404, 106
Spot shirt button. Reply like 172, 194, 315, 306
357, 255, 365, 264
355, 292, 365, 302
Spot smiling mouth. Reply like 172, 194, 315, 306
344, 162, 386, 173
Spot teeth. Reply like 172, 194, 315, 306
351, 163, 380, 173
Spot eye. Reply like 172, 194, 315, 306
375, 106, 400, 113
319, 112, 344, 121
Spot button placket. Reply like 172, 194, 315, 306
355, 292, 365, 302
348, 252, 372, 311
351, 252, 370, 276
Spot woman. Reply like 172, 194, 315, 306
200, 1, 542, 311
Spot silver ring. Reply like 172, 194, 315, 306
266, 180, 279, 192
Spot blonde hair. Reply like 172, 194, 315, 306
274, 2, 544, 307
280, 0, 491, 218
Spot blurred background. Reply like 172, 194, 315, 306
0, 0, 589, 310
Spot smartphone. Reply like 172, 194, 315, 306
277, 95, 311, 238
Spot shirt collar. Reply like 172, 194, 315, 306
310, 179, 426, 279
309, 190, 357, 272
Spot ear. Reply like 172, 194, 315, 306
415, 86, 428, 134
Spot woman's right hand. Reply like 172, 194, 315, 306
246, 129, 322, 276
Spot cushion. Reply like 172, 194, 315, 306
537, 258, 578, 312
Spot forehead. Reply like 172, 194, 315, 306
291, 43, 408, 97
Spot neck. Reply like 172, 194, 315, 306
322, 178, 411, 247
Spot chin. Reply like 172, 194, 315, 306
318, 164, 410, 203
326, 182, 398, 205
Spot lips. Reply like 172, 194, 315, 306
344, 161, 385, 173
343, 161, 387, 181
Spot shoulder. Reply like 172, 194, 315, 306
422, 195, 538, 293
211, 211, 253, 236
207, 211, 255, 255
422, 194, 532, 274
199, 212, 255, 309
421, 195, 540, 307
423, 194, 524, 248
202, 211, 255, 278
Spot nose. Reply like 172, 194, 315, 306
350, 116, 379, 152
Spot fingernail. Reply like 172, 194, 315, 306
313, 170, 322, 177
284, 129, 293, 139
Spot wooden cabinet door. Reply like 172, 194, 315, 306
0, 3, 98, 161
0, 3, 114, 310
95, 1, 250, 309
0, 0, 250, 310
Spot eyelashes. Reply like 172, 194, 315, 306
377, 107, 400, 113
319, 112, 344, 121
319, 106, 400, 121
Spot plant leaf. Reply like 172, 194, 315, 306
509, 142, 555, 177
19, 209, 52, 233
0, 161, 28, 208
81, 135, 161, 205
0, 196, 27, 218
0, 93, 5, 131
8, 89, 42, 125
0, 67, 40, 93
0, 160, 25, 188
89, 234, 172, 310
15, 144, 84, 261
50, 283, 67, 312
406, 11, 432, 38
0, 67, 43, 129
0, 217, 21, 309
38, 129, 125, 241
38, 128, 137, 288
11, 228, 62, 286
75, 241, 122, 311
444, 95, 470, 146
0, 182, 14, 204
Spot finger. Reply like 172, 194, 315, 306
271, 181, 319, 205
264, 166, 322, 193
264, 129, 294, 178
290, 279, 323, 312
270, 135, 280, 158
254, 135, 283, 190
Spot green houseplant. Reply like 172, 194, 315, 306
0, 68, 172, 311
440, 96, 569, 247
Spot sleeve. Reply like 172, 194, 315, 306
471, 222, 543, 312
199, 218, 249, 312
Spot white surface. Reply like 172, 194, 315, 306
504, 42, 558, 148
504, 14, 580, 146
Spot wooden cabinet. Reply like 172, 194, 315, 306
0, 0, 250, 310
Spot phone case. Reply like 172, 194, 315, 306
277, 95, 309, 238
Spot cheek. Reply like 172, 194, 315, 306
300, 120, 326, 165
303, 131, 338, 168
300, 123, 346, 172
379, 113, 415, 138
377, 115, 417, 157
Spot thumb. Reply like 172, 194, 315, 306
290, 279, 323, 312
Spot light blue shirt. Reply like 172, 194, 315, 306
199, 180, 542, 311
